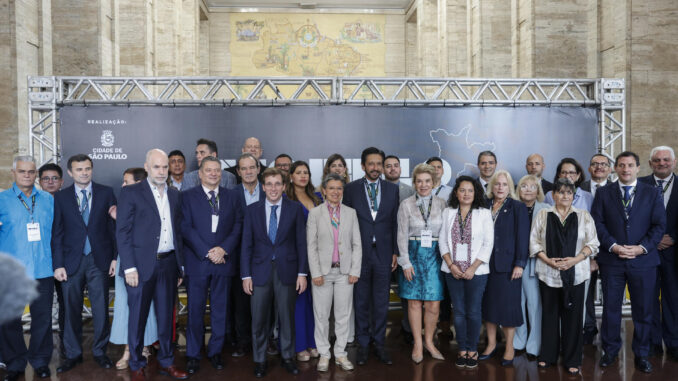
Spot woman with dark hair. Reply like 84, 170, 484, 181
322, 154, 350, 185
530, 178, 599, 374
439, 176, 494, 368
285, 161, 322, 361
543, 158, 594, 211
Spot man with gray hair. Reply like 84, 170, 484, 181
0, 155, 55, 380
639, 146, 678, 360
226, 137, 265, 184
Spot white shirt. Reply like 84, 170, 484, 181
202, 184, 219, 199
438, 207, 495, 276
74, 182, 93, 211
618, 179, 638, 207
479, 178, 489, 190
590, 179, 607, 199
150, 179, 175, 253
654, 174, 674, 208
433, 184, 452, 202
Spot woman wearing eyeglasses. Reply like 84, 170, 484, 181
543, 158, 594, 212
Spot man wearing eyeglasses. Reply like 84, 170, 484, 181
581, 154, 612, 199
38, 163, 64, 195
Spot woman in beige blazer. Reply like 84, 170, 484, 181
307, 173, 362, 372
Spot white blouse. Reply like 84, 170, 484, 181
438, 207, 494, 275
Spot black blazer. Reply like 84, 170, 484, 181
488, 197, 530, 273
116, 180, 183, 281
52, 183, 116, 275
342, 178, 399, 265
639, 174, 678, 256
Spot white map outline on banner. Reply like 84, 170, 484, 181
430, 125, 496, 179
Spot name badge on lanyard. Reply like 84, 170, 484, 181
421, 230, 433, 248
27, 222, 41, 242
211, 215, 219, 233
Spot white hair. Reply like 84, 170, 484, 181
12, 155, 36, 170
650, 146, 675, 161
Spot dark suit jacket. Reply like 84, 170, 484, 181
52, 183, 117, 275
240, 198, 308, 286
342, 178, 399, 265
541, 178, 553, 194
226, 163, 264, 185
116, 180, 184, 281
181, 186, 243, 277
580, 179, 592, 193
488, 197, 530, 273
591, 180, 666, 268
639, 174, 678, 255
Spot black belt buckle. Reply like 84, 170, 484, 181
157, 251, 173, 259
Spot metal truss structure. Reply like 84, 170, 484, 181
26, 76, 626, 323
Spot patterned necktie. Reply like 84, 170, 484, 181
81, 189, 91, 255
209, 190, 218, 215
368, 182, 378, 211
657, 179, 664, 192
622, 185, 633, 214
330, 205, 340, 229
268, 205, 278, 244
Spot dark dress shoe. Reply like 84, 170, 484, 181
186, 357, 200, 374
3, 370, 24, 381
158, 365, 189, 380
357, 346, 369, 365
57, 355, 83, 373
281, 359, 299, 375
374, 348, 392, 365
35, 366, 51, 378
346, 340, 357, 348
130, 368, 146, 381
599, 353, 617, 367
668, 347, 678, 361
254, 362, 266, 378
94, 355, 113, 369
478, 348, 496, 361
501, 358, 514, 367
209, 354, 224, 370
634, 357, 653, 373
649, 344, 664, 357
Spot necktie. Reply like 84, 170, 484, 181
209, 190, 218, 215
268, 205, 278, 245
657, 179, 664, 191
622, 185, 632, 214
330, 205, 339, 229
369, 182, 378, 211
483, 182, 488, 190
81, 189, 91, 255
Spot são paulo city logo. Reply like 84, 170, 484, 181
90, 130, 127, 160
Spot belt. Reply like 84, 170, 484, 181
331, 262, 341, 268
371, 242, 377, 248
409, 237, 439, 241
157, 250, 174, 259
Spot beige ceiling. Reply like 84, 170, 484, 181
205, 0, 412, 10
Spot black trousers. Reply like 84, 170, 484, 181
0, 277, 54, 372
539, 280, 585, 368
584, 270, 599, 333
231, 276, 252, 348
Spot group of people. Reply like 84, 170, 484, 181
0, 136, 676, 381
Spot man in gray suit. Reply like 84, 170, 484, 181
384, 155, 414, 203
182, 138, 237, 191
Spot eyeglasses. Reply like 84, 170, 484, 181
41, 176, 61, 182
590, 162, 610, 168
560, 171, 578, 176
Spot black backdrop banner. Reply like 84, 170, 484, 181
59, 105, 598, 191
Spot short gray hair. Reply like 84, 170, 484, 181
237, 153, 259, 169
321, 173, 345, 189
12, 155, 36, 170
650, 146, 675, 161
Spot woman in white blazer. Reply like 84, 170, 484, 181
439, 175, 494, 369
306, 173, 362, 372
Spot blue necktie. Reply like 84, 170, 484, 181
269, 205, 278, 245
209, 190, 218, 215
657, 179, 664, 191
81, 189, 91, 255
622, 185, 632, 214
369, 182, 378, 211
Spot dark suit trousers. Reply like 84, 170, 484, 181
354, 246, 391, 348
231, 276, 252, 347
584, 269, 599, 332
539, 281, 585, 368
62, 253, 111, 359
0, 277, 54, 372
55, 280, 66, 353
186, 274, 231, 358
250, 262, 296, 363
600, 263, 656, 357
651, 250, 678, 349
127, 255, 178, 371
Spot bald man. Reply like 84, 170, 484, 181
116, 149, 187, 381
525, 153, 553, 194
226, 137, 265, 184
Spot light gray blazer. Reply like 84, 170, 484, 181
307, 202, 362, 278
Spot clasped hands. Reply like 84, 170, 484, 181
207, 246, 227, 264
612, 244, 645, 259
446, 262, 479, 280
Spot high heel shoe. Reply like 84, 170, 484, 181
478, 348, 496, 361
411, 353, 423, 364
424, 346, 445, 361
116, 348, 130, 370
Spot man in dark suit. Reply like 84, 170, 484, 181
117, 149, 188, 381
230, 153, 266, 358
52, 154, 116, 372
591, 151, 666, 373
525, 153, 553, 194
182, 138, 236, 190
342, 147, 399, 366
241, 168, 307, 378
640, 146, 678, 359
226, 137, 265, 184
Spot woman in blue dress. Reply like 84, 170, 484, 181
285, 161, 322, 361
396, 163, 446, 363
110, 168, 158, 369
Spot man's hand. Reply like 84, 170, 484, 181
108, 205, 117, 220
511, 266, 523, 280
207, 247, 226, 264
614, 245, 644, 259
109, 260, 117, 277
178, 278, 183, 287
54, 267, 67, 282
658, 234, 675, 250
312, 276, 324, 286
296, 276, 307, 294
348, 275, 359, 284
391, 254, 398, 272
242, 278, 253, 295
125, 270, 139, 287
590, 258, 599, 272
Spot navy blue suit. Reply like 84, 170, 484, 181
240, 197, 308, 363
116, 180, 183, 371
182, 185, 243, 359
342, 178, 399, 348
639, 174, 678, 350
52, 183, 116, 359
591, 180, 666, 357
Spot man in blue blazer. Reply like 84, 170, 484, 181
639, 146, 678, 360
240, 168, 307, 378
182, 157, 243, 373
52, 154, 116, 372
116, 149, 187, 381
591, 151, 666, 373
342, 147, 399, 366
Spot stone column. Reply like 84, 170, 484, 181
468, 0, 512, 77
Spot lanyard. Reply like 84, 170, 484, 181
208, 193, 220, 213
18, 194, 37, 221
365, 180, 379, 211
457, 209, 471, 241
416, 194, 433, 228
75, 190, 91, 213
657, 176, 674, 195
434, 186, 443, 196
491, 198, 508, 224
